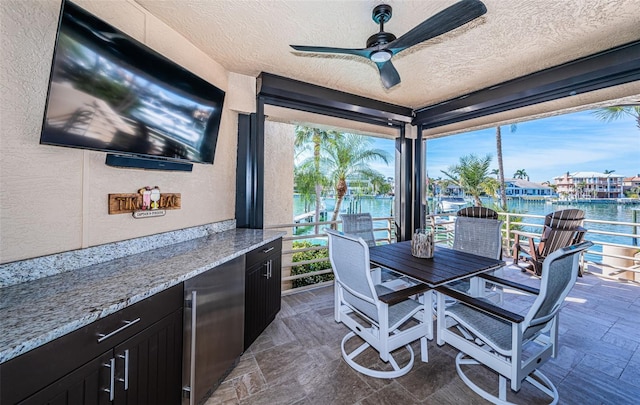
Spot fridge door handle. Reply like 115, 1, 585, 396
188, 290, 197, 405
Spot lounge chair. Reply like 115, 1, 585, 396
512, 209, 587, 276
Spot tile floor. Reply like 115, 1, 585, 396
206, 266, 640, 404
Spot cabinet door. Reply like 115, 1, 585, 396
244, 260, 268, 350
18, 351, 114, 405
114, 309, 183, 405
244, 251, 282, 350
265, 253, 282, 324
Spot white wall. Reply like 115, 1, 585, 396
0, 0, 253, 263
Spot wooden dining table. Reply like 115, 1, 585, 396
369, 241, 505, 288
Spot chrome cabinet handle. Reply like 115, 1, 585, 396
262, 247, 275, 254
263, 260, 273, 278
103, 358, 116, 401
97, 318, 141, 343
117, 349, 130, 390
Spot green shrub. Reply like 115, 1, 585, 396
291, 241, 333, 288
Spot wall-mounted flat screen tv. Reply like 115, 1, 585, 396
40, 1, 225, 165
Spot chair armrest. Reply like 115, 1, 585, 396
478, 273, 540, 295
511, 230, 539, 239
378, 283, 431, 305
436, 285, 525, 323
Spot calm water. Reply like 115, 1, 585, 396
293, 195, 640, 248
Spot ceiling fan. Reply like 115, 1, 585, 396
290, 0, 487, 89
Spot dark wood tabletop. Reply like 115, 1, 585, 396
369, 241, 505, 287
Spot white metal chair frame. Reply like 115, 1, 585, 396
436, 241, 593, 404
450, 216, 504, 302
326, 229, 432, 379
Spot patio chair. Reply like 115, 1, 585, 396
457, 205, 503, 263
341, 213, 377, 247
325, 229, 432, 378
512, 209, 587, 276
449, 216, 504, 302
436, 240, 593, 404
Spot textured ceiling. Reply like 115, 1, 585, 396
134, 0, 640, 110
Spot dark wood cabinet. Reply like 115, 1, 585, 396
2, 285, 183, 405
17, 350, 114, 405
244, 238, 282, 350
113, 309, 182, 405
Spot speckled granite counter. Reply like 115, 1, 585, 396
0, 228, 284, 364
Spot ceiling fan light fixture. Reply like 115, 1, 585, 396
370, 50, 392, 63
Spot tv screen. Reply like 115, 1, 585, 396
40, 1, 225, 165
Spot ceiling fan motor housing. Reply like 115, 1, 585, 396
367, 31, 396, 48
368, 4, 395, 61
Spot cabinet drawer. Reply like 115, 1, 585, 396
245, 238, 282, 269
1, 283, 182, 405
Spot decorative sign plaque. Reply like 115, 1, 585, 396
132, 210, 166, 219
108, 186, 181, 216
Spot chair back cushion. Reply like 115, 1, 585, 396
326, 229, 379, 320
341, 213, 376, 247
453, 217, 503, 259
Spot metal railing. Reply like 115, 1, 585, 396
498, 212, 640, 281
264, 216, 395, 294
266, 212, 640, 295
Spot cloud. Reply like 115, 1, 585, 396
426, 109, 639, 182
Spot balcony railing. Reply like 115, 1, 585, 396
264, 216, 395, 295
265, 212, 640, 295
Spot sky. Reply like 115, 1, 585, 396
368, 109, 639, 183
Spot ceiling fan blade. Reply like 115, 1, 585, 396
290, 45, 370, 59
388, 0, 487, 53
376, 61, 401, 89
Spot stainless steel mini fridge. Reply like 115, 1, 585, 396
182, 255, 245, 405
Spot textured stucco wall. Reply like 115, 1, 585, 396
263, 121, 295, 230
263, 120, 295, 290
0, 0, 251, 263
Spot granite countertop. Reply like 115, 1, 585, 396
0, 228, 284, 364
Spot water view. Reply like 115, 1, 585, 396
293, 195, 640, 248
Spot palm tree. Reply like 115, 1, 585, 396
592, 105, 640, 130
441, 154, 493, 207
603, 169, 616, 198
576, 181, 587, 198
320, 133, 390, 224
294, 126, 342, 232
370, 173, 391, 196
496, 124, 516, 211
593, 105, 639, 195
294, 165, 319, 213
514, 169, 529, 180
